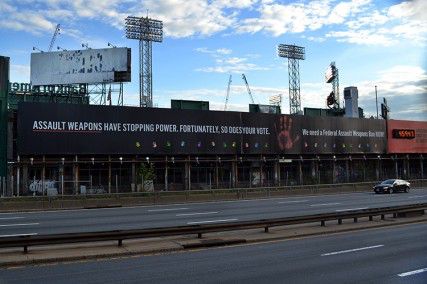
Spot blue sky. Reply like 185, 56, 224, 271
0, 0, 426, 121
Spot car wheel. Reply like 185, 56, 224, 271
389, 189, 393, 194
404, 186, 409, 193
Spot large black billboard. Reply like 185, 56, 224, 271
17, 102, 387, 155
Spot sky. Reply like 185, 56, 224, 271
0, 0, 426, 121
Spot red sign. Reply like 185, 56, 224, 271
387, 120, 427, 153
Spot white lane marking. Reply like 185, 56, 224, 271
321, 245, 384, 256
310, 202, 341, 207
0, 223, 39, 227
0, 233, 38, 238
176, 211, 219, 217
335, 207, 368, 212
187, 218, 238, 225
278, 200, 309, 204
0, 217, 25, 220
0, 191, 373, 215
398, 268, 427, 277
408, 195, 426, 199
148, 208, 189, 212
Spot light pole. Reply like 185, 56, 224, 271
375, 85, 378, 119
277, 44, 305, 114
125, 16, 163, 107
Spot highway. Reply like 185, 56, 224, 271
0, 188, 426, 236
0, 222, 426, 283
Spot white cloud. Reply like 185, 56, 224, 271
195, 46, 268, 73
195, 47, 232, 55
0, 1, 16, 13
346, 11, 388, 30
326, 0, 371, 25
132, 64, 426, 120
196, 56, 268, 73
377, 65, 426, 83
234, 0, 427, 47
349, 65, 427, 120
217, 48, 232, 55
387, 0, 427, 21
300, 82, 331, 109
327, 0, 427, 46
154, 83, 285, 112
213, 0, 257, 9
0, 11, 55, 35
288, 65, 426, 119
140, 0, 237, 37
301, 35, 326, 42
10, 64, 30, 82
356, 65, 427, 98
236, 0, 372, 36
325, 29, 396, 46
394, 105, 427, 116
2, 0, 425, 46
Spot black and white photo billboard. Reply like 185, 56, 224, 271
30, 48, 131, 86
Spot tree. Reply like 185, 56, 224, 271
138, 162, 156, 191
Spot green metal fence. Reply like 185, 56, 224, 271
0, 56, 10, 196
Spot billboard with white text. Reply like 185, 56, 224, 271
17, 102, 387, 155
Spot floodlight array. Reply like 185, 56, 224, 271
125, 16, 163, 42
277, 44, 305, 60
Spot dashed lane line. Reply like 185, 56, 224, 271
310, 202, 341, 207
147, 208, 189, 212
0, 233, 38, 238
187, 219, 238, 225
176, 212, 219, 217
0, 217, 25, 220
335, 207, 368, 212
398, 268, 427, 277
0, 223, 40, 227
321, 244, 384, 256
278, 200, 309, 204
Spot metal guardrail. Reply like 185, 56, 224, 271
0, 203, 425, 253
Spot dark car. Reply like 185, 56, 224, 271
373, 179, 410, 194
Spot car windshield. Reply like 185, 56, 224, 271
381, 179, 395, 185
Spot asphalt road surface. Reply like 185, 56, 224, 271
0, 188, 426, 236
0, 222, 426, 283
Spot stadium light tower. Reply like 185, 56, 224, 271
277, 44, 305, 114
325, 62, 340, 109
125, 16, 163, 108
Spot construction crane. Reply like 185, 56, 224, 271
241, 73, 255, 104
223, 75, 232, 111
48, 24, 61, 52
